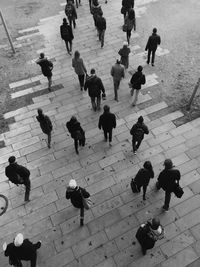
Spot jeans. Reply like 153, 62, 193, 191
126, 30, 131, 44
103, 129, 113, 142
47, 132, 51, 148
113, 80, 120, 101
78, 74, 85, 89
132, 137, 142, 152
47, 76, 52, 91
91, 96, 101, 111
74, 137, 85, 154
24, 178, 31, 202
64, 40, 72, 53
132, 89, 140, 105
98, 30, 105, 47
147, 49, 156, 64
69, 18, 76, 29
163, 191, 171, 210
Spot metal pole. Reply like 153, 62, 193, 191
186, 78, 200, 111
0, 9, 15, 54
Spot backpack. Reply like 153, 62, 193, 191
62, 25, 70, 38
135, 224, 156, 249
141, 74, 146, 85
130, 125, 144, 141
130, 179, 140, 193
65, 4, 73, 17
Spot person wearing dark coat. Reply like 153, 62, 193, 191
145, 28, 161, 66
121, 0, 134, 18
130, 116, 149, 154
98, 105, 116, 146
124, 8, 136, 45
84, 68, 105, 111
96, 12, 106, 48
36, 108, 53, 148
91, 0, 103, 28
5, 156, 31, 202
3, 233, 41, 267
66, 116, 85, 154
156, 159, 181, 211
66, 179, 90, 226
36, 53, 53, 91
65, 0, 77, 29
134, 161, 154, 200
118, 41, 131, 69
60, 18, 74, 55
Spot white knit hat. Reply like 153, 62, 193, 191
69, 179, 77, 189
123, 41, 128, 46
2, 242, 7, 251
14, 233, 24, 247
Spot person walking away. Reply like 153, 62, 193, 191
96, 12, 106, 48
60, 18, 74, 55
91, 0, 103, 29
72, 51, 87, 91
110, 59, 125, 101
118, 41, 131, 69
130, 116, 149, 154
136, 218, 164, 255
156, 159, 181, 211
5, 156, 31, 202
66, 116, 85, 154
36, 53, 53, 91
145, 28, 161, 66
36, 108, 53, 148
84, 68, 105, 111
121, 0, 134, 19
3, 233, 41, 267
66, 179, 90, 226
129, 65, 146, 106
65, 0, 77, 29
98, 105, 116, 146
133, 161, 154, 200
124, 8, 136, 44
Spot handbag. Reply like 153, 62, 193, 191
122, 24, 128, 32
130, 179, 140, 193
80, 189, 92, 210
173, 183, 184, 198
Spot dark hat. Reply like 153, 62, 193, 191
151, 217, 160, 230
8, 156, 16, 164
138, 116, 144, 123
137, 65, 143, 72
164, 159, 174, 169
153, 28, 157, 33
103, 105, 110, 112
143, 161, 152, 170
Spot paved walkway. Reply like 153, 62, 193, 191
0, 0, 200, 266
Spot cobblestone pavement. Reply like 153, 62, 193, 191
0, 0, 200, 266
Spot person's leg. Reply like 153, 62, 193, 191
24, 178, 31, 202
30, 253, 37, 267
163, 191, 171, 210
142, 185, 147, 200
114, 80, 118, 101
132, 89, 139, 106
90, 97, 97, 111
96, 96, 101, 110
80, 207, 84, 226
73, 19, 76, 29
74, 139, 79, 154
64, 40, 70, 53
75, 0, 78, 8
147, 49, 151, 64
89, 0, 92, 12
69, 18, 72, 28
101, 30, 105, 48
103, 129, 108, 141
136, 139, 142, 150
78, 74, 84, 90
132, 137, 137, 153
47, 76, 52, 91
108, 129, 112, 143
151, 50, 156, 65
47, 132, 51, 148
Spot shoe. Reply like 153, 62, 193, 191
80, 87, 83, 91
146, 61, 149, 65
68, 51, 72, 55
36, 241, 42, 249
143, 196, 146, 201
162, 206, 169, 212
133, 151, 136, 155
151, 63, 154, 66
132, 104, 136, 107
48, 144, 51, 149
109, 142, 112, 146
48, 87, 51, 92
76, 150, 79, 155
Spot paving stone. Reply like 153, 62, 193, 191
12, 136, 40, 150
0, 218, 24, 239
147, 132, 172, 147
99, 151, 126, 169
52, 161, 81, 179
189, 179, 200, 194
4, 107, 29, 119
42, 248, 74, 267
175, 209, 200, 232
164, 143, 188, 158
0, 205, 26, 227
185, 135, 200, 149
137, 144, 163, 161
170, 122, 193, 137
95, 258, 117, 267
144, 101, 168, 115
161, 135, 186, 150
86, 176, 116, 196
113, 244, 141, 267
183, 128, 200, 140
19, 140, 47, 156
186, 145, 200, 159
178, 159, 199, 176
151, 122, 176, 135
174, 195, 200, 217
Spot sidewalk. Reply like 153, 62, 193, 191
0, 0, 200, 266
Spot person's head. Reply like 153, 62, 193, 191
70, 116, 77, 122
143, 161, 152, 170
39, 53, 45, 59
74, 51, 80, 59
123, 41, 128, 47
103, 105, 110, 113
164, 159, 174, 170
93, 0, 99, 6
14, 233, 24, 247
137, 65, 143, 72
90, 68, 96, 75
37, 108, 43, 116
63, 18, 67, 24
68, 179, 77, 189
153, 28, 157, 34
151, 217, 160, 230
116, 59, 121, 64
128, 8, 135, 19
138, 116, 144, 123
8, 156, 16, 164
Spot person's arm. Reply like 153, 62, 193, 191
84, 79, 88, 91
74, 6, 77, 19
66, 187, 72, 199
46, 116, 52, 130
98, 116, 102, 130
81, 188, 90, 198
110, 66, 114, 77
113, 114, 116, 128
158, 35, 161, 45
145, 37, 150, 51
122, 67, 125, 79
60, 26, 63, 39
82, 59, 87, 74
99, 78, 105, 93
143, 124, 149, 135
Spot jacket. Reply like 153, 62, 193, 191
145, 33, 161, 51
111, 63, 125, 81
4, 243, 19, 265
134, 168, 154, 187
60, 23, 74, 41
66, 186, 90, 208
72, 58, 87, 75
118, 47, 131, 68
124, 15, 136, 31
36, 114, 52, 134
130, 122, 149, 141
36, 58, 53, 77
65, 3, 77, 20
96, 16, 106, 31
158, 168, 181, 192
98, 112, 116, 131
91, 4, 103, 18
84, 75, 105, 97
5, 163, 30, 185
122, 0, 134, 9
130, 71, 146, 90
66, 119, 84, 140
15, 239, 38, 260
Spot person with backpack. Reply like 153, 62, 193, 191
65, 0, 77, 29
66, 116, 85, 154
60, 18, 74, 55
130, 116, 149, 154
145, 27, 161, 66
91, 0, 103, 29
132, 161, 154, 200
84, 68, 106, 111
136, 217, 164, 255
96, 12, 106, 48
72, 50, 87, 91
36, 53, 53, 91
110, 59, 125, 102
156, 159, 181, 211
129, 65, 146, 106
36, 108, 53, 148
5, 156, 31, 202
121, 0, 134, 19
66, 179, 90, 226
118, 41, 131, 69
98, 105, 116, 146
124, 8, 136, 44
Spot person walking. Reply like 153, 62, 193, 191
36, 108, 53, 148
3, 233, 41, 267
129, 65, 146, 106
5, 156, 31, 202
121, 0, 134, 19
96, 12, 106, 48
124, 8, 136, 44
145, 28, 161, 66
65, 0, 77, 29
156, 159, 181, 211
60, 18, 74, 55
91, 0, 103, 29
66, 116, 85, 154
133, 161, 154, 200
66, 179, 90, 226
84, 68, 106, 111
110, 59, 125, 101
98, 105, 116, 146
72, 51, 87, 91
118, 41, 131, 69
36, 53, 53, 91
136, 217, 164, 255
130, 116, 149, 154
